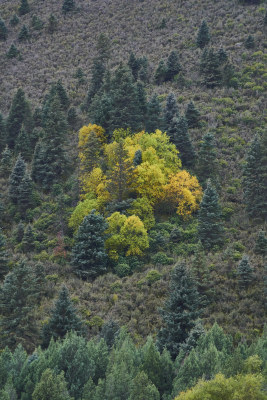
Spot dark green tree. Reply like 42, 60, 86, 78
21, 224, 35, 253
6, 43, 20, 59
9, 155, 26, 204
54, 80, 69, 111
41, 286, 83, 348
245, 34, 255, 49
67, 107, 78, 128
0, 18, 7, 41
18, 172, 34, 215
237, 255, 254, 289
90, 92, 112, 134
129, 371, 160, 400
18, 25, 30, 41
18, 0, 30, 16
32, 369, 72, 400
165, 51, 181, 81
200, 48, 222, 88
185, 101, 200, 129
146, 95, 163, 133
154, 60, 166, 84
31, 141, 46, 185
14, 221, 24, 243
264, 10, 267, 25
96, 33, 111, 64
198, 180, 224, 250
0, 114, 6, 154
0, 146, 12, 178
222, 62, 237, 88
71, 211, 107, 279
0, 229, 9, 280
31, 15, 44, 31
217, 47, 228, 64
157, 263, 202, 360
167, 116, 195, 167
255, 231, 267, 256
136, 82, 147, 127
62, 0, 75, 13
196, 20, 210, 49
75, 67, 85, 85
86, 59, 106, 109
9, 14, 20, 26
164, 93, 179, 131
133, 149, 142, 167
99, 320, 120, 349
47, 14, 57, 33
15, 126, 31, 160
128, 52, 141, 81
197, 132, 217, 186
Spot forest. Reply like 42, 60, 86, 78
0, 0, 266, 398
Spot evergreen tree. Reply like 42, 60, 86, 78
0, 229, 9, 280
129, 371, 160, 400
75, 67, 85, 85
31, 15, 44, 31
165, 51, 181, 81
0, 18, 7, 41
15, 126, 31, 160
31, 141, 46, 185
99, 320, 120, 349
9, 14, 20, 26
157, 263, 202, 360
197, 132, 217, 185
32, 369, 71, 400
254, 231, 267, 256
217, 47, 228, 64
167, 116, 195, 167
164, 93, 179, 131
222, 62, 237, 88
146, 94, 163, 132
62, 0, 75, 13
55, 80, 69, 111
196, 20, 210, 49
198, 180, 224, 250
9, 155, 26, 204
6, 88, 33, 149
237, 255, 254, 289
0, 260, 37, 350
185, 101, 200, 129
6, 43, 20, 59
18, 0, 30, 16
96, 33, 111, 64
245, 34, 255, 49
18, 25, 30, 41
154, 60, 166, 84
71, 211, 107, 279
67, 107, 78, 128
200, 48, 222, 88
47, 14, 57, 34
18, 172, 34, 215
0, 113, 6, 154
0, 146, 12, 178
136, 82, 147, 127
128, 52, 140, 81
14, 221, 24, 243
86, 59, 106, 109
21, 224, 35, 253
133, 149, 142, 167
41, 286, 83, 348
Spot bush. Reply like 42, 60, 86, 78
115, 262, 131, 277
151, 252, 174, 265
146, 269, 162, 284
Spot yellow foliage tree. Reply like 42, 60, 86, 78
134, 162, 166, 204
68, 195, 99, 231
128, 197, 155, 230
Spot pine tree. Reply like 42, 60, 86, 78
129, 372, 160, 400
0, 229, 9, 280
86, 59, 106, 109
154, 60, 167, 84
75, 67, 85, 85
96, 33, 111, 64
47, 14, 57, 33
9, 14, 20, 26
71, 211, 108, 279
254, 231, 267, 256
55, 80, 69, 111
67, 107, 78, 128
165, 51, 181, 81
164, 93, 179, 131
31, 141, 47, 185
6, 43, 20, 59
31, 15, 44, 31
245, 34, 255, 49
157, 263, 202, 360
197, 132, 217, 186
18, 25, 30, 41
21, 224, 35, 253
217, 47, 228, 64
200, 48, 222, 88
14, 221, 24, 243
222, 62, 237, 88
0, 146, 12, 178
133, 149, 142, 167
62, 0, 75, 13
136, 82, 147, 128
128, 52, 141, 81
185, 101, 200, 129
196, 20, 210, 49
0, 18, 8, 41
15, 126, 31, 160
99, 319, 120, 349
32, 369, 72, 400
18, 172, 34, 215
146, 95, 163, 132
41, 286, 83, 348
237, 255, 254, 289
198, 181, 224, 250
9, 155, 26, 204
167, 117, 195, 167
18, 0, 30, 16
0, 113, 6, 154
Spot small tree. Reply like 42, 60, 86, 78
32, 369, 72, 400
9, 155, 26, 204
167, 116, 195, 167
0, 146, 12, 177
62, 0, 75, 13
254, 231, 267, 256
146, 94, 163, 132
129, 371, 160, 400
196, 20, 210, 49
47, 14, 57, 33
99, 319, 120, 349
18, 172, 34, 215
154, 60, 167, 84
21, 224, 35, 253
18, 25, 30, 41
0, 19, 7, 41
6, 44, 20, 59
197, 132, 218, 186
18, 0, 30, 16
200, 48, 222, 88
0, 114, 6, 154
165, 51, 181, 81
9, 14, 19, 26
185, 101, 200, 129
164, 93, 179, 131
237, 255, 254, 289
245, 34, 255, 49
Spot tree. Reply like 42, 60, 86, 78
0, 114, 6, 154
6, 43, 20, 59
157, 263, 202, 360
0, 229, 9, 280
32, 369, 72, 400
167, 117, 195, 167
136, 82, 147, 127
18, 172, 34, 215
255, 231, 267, 256
21, 224, 35, 253
146, 95, 163, 132
15, 126, 31, 160
245, 34, 255, 49
62, 0, 75, 13
9, 155, 26, 204
197, 132, 217, 186
47, 14, 57, 33
129, 371, 160, 400
164, 93, 179, 131
0, 18, 7, 41
9, 14, 20, 26
200, 48, 222, 88
42, 286, 82, 348
185, 101, 200, 129
198, 181, 224, 250
0, 146, 12, 178
55, 80, 69, 111
128, 52, 141, 81
99, 320, 120, 349
31, 15, 44, 31
71, 211, 107, 279
18, 0, 30, 16
154, 60, 167, 84
133, 149, 142, 167
18, 25, 30, 41
196, 20, 210, 49
165, 51, 181, 81
237, 255, 254, 289
96, 33, 111, 64
86, 59, 106, 109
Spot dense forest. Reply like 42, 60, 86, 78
0, 0, 266, 398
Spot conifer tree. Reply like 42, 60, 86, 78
14, 221, 24, 243
9, 14, 20, 26
18, 172, 34, 215
217, 47, 228, 64
200, 48, 222, 88
165, 51, 181, 81
136, 82, 147, 127
96, 33, 111, 64
55, 80, 69, 111
15, 126, 31, 160
154, 60, 167, 84
6, 43, 20, 59
128, 52, 140, 81
18, 25, 30, 41
0, 18, 7, 41
67, 107, 78, 128
197, 132, 217, 186
31, 15, 43, 31
198, 180, 224, 250
41, 286, 83, 348
99, 319, 120, 349
0, 146, 12, 178
185, 101, 200, 129
62, 0, 75, 13
245, 34, 255, 49
167, 117, 195, 167
129, 371, 160, 400
71, 211, 107, 279
164, 93, 179, 131
157, 263, 202, 360
237, 255, 254, 289
32, 369, 71, 400
0, 229, 9, 280
18, 0, 30, 16
75, 67, 85, 85
9, 155, 26, 204
133, 149, 142, 167
255, 231, 267, 256
86, 59, 106, 109
196, 20, 210, 49
47, 14, 57, 34
146, 94, 163, 132
21, 224, 35, 253
0, 114, 6, 154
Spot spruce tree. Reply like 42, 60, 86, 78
0, 113, 6, 154
0, 18, 7, 41
31, 15, 44, 31
71, 211, 107, 279
165, 51, 181, 81
146, 94, 163, 133
196, 20, 210, 49
9, 14, 20, 27
14, 221, 24, 243
32, 369, 72, 400
6, 44, 20, 59
75, 67, 85, 85
18, 0, 30, 15
133, 149, 142, 167
185, 101, 200, 129
0, 146, 12, 178
200, 48, 222, 88
164, 93, 179, 131
99, 319, 120, 349
8, 155, 26, 204
167, 116, 195, 167
21, 224, 35, 253
0, 229, 9, 280
18, 25, 30, 41
197, 132, 217, 186
41, 286, 83, 348
47, 14, 57, 34
129, 372, 160, 400
67, 107, 78, 128
128, 52, 140, 81
254, 231, 267, 256
62, 0, 75, 13
237, 255, 254, 289
157, 263, 202, 360
85, 59, 106, 109
218, 47, 228, 64
55, 80, 69, 111
136, 82, 147, 127
154, 60, 167, 84
198, 180, 224, 250
15, 126, 31, 160
245, 34, 255, 49
18, 172, 34, 215
96, 33, 111, 64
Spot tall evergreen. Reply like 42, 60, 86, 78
157, 263, 202, 360
185, 101, 200, 129
164, 93, 179, 131
197, 132, 217, 185
18, 172, 34, 215
0, 18, 7, 41
237, 255, 254, 289
198, 180, 224, 250
128, 52, 141, 81
71, 211, 108, 279
99, 319, 120, 349
62, 0, 75, 13
8, 155, 26, 204
42, 286, 83, 348
0, 229, 9, 280
196, 20, 210, 49
129, 372, 160, 400
96, 33, 111, 64
167, 117, 195, 167
200, 48, 222, 88
254, 231, 267, 256
32, 369, 72, 400
0, 146, 12, 178
21, 224, 35, 253
15, 126, 31, 160
154, 60, 167, 84
86, 59, 106, 110
136, 82, 147, 128
0, 113, 6, 154
55, 80, 69, 111
146, 94, 163, 132
18, 0, 30, 16
47, 14, 57, 34
165, 51, 181, 81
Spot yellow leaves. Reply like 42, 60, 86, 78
79, 123, 106, 149
80, 167, 110, 202
128, 197, 155, 230
134, 162, 166, 204
164, 170, 203, 218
